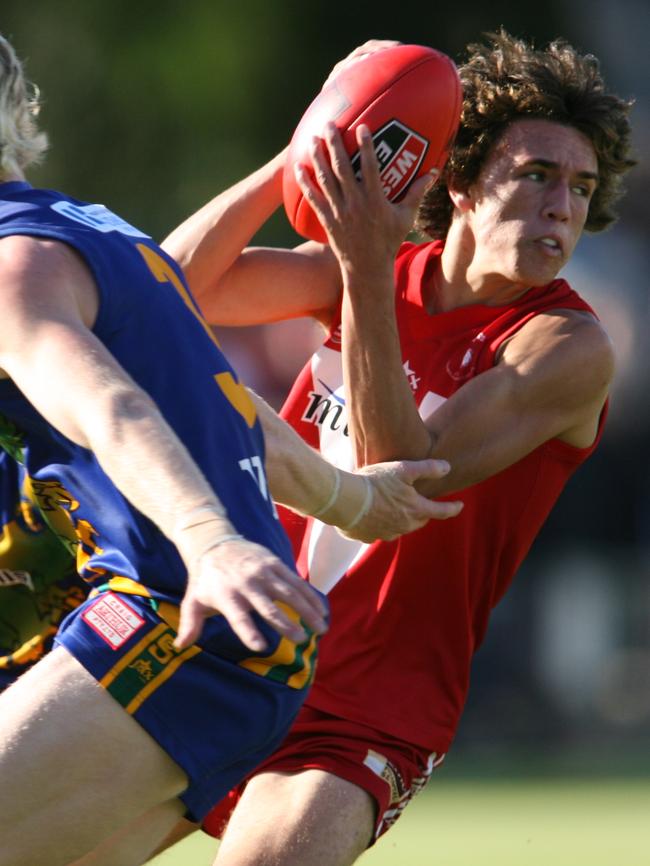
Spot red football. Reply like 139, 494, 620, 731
283, 44, 462, 242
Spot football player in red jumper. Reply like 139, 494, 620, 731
162, 30, 635, 866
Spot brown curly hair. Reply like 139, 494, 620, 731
417, 29, 636, 239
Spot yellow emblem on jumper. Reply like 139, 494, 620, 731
136, 244, 257, 428
215, 373, 257, 428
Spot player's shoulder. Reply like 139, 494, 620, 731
0, 231, 40, 259
504, 308, 615, 397
521, 307, 612, 358
0, 234, 99, 335
0, 234, 88, 292
0, 236, 58, 303
0, 232, 67, 265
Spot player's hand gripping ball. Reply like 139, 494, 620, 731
283, 43, 462, 242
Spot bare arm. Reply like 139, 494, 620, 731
161, 121, 463, 529
0, 237, 216, 532
294, 125, 614, 498
251, 391, 462, 542
0, 236, 326, 649
161, 150, 341, 327
160, 42, 406, 329
343, 305, 613, 497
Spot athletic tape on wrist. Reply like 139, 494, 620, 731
200, 533, 245, 557
311, 466, 342, 518
340, 476, 374, 530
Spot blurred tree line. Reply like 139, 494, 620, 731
3, 0, 570, 240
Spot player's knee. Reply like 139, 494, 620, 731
216, 772, 374, 866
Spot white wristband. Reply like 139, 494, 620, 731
175, 504, 227, 534
339, 476, 373, 530
201, 533, 245, 556
311, 467, 342, 518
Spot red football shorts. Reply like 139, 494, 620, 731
202, 705, 445, 844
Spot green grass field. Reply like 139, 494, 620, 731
149, 777, 650, 866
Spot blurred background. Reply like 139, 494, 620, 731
3, 0, 648, 813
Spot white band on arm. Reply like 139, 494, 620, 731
339, 476, 373, 531
201, 533, 245, 556
311, 466, 342, 518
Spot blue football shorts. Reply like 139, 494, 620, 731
55, 583, 324, 821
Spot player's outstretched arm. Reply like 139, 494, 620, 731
161, 46, 412, 331
252, 391, 462, 542
0, 236, 327, 651
161, 151, 341, 327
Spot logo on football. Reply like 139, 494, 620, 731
283, 44, 463, 241
351, 120, 429, 201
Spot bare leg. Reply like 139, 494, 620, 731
0, 646, 187, 866
214, 770, 375, 866
66, 800, 187, 866
149, 817, 200, 859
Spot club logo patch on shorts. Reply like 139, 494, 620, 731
82, 592, 145, 649
363, 748, 407, 804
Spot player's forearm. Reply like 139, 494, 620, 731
76, 383, 236, 556
341, 275, 433, 466
161, 150, 287, 308
251, 391, 369, 528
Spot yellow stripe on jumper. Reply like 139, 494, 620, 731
136, 243, 222, 350
135, 244, 256, 428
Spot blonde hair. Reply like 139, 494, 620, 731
0, 34, 48, 180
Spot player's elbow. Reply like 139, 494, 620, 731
355, 433, 437, 468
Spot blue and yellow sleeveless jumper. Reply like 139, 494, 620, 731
0, 182, 322, 818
